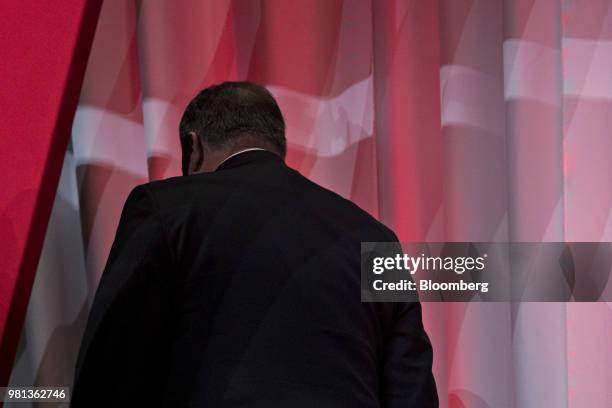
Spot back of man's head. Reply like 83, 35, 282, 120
179, 81, 286, 173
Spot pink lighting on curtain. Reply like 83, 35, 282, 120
7, 2, 611, 407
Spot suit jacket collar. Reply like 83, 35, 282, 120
215, 149, 283, 171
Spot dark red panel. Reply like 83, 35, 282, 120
0, 0, 102, 385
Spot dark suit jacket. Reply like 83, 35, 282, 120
72, 150, 437, 407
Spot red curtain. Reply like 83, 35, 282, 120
0, 0, 102, 386
6, 1, 612, 407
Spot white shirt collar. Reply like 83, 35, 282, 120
215, 148, 268, 171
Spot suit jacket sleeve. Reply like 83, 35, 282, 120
380, 301, 438, 407
379, 237, 438, 408
72, 185, 175, 406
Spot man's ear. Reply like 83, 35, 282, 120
188, 132, 204, 174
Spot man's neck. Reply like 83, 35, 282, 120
214, 148, 268, 171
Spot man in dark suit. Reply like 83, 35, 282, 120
72, 81, 438, 407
